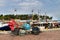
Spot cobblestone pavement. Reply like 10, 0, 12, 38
0, 30, 60, 40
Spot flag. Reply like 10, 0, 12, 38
14, 9, 17, 12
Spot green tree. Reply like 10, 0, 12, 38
0, 14, 3, 20
33, 14, 38, 20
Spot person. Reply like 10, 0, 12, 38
8, 17, 19, 35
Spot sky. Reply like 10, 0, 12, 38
0, 0, 60, 20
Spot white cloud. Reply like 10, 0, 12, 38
46, 12, 60, 20
0, 0, 6, 6
12, 0, 36, 2
18, 1, 43, 7
12, 0, 22, 2
0, 4, 5, 6
0, 0, 6, 2
25, 0, 35, 1
19, 1, 42, 6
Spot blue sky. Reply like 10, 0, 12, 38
0, 0, 60, 20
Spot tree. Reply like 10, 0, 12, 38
0, 14, 3, 20
33, 14, 38, 20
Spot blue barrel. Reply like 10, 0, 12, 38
23, 23, 31, 30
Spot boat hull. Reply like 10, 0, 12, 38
0, 23, 11, 31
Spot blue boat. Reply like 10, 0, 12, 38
0, 22, 10, 31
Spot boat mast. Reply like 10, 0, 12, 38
38, 10, 41, 22
45, 12, 47, 22
32, 10, 34, 20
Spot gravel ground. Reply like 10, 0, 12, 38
0, 30, 60, 40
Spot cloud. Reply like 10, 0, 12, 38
12, 0, 22, 2
12, 0, 43, 7
0, 4, 5, 6
46, 12, 60, 20
16, 0, 43, 13
0, 0, 6, 6
19, 1, 42, 7
0, 0, 5, 2
18, 0, 43, 7
12, 0, 37, 2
